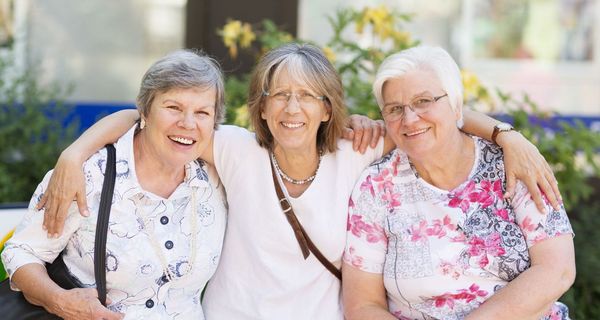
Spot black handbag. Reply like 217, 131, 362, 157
0, 144, 116, 319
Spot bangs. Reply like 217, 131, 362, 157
267, 54, 326, 95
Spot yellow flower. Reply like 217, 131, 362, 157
462, 70, 481, 96
219, 20, 256, 58
461, 70, 494, 111
239, 23, 256, 48
391, 30, 411, 46
322, 46, 336, 63
221, 20, 242, 46
356, 5, 393, 40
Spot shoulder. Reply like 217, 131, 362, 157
330, 138, 385, 170
475, 136, 504, 162
353, 149, 407, 191
215, 125, 256, 142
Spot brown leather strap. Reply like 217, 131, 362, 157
270, 158, 342, 280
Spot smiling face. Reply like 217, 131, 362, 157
382, 69, 462, 160
260, 69, 331, 154
138, 86, 216, 169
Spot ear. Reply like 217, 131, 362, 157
321, 103, 332, 122
453, 100, 464, 128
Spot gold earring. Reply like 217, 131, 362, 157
140, 118, 146, 129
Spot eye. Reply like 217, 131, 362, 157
388, 105, 404, 114
413, 98, 433, 109
272, 91, 290, 100
195, 109, 211, 116
166, 105, 181, 111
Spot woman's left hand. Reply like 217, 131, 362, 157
343, 114, 386, 154
497, 131, 562, 212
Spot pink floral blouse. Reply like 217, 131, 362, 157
344, 137, 573, 320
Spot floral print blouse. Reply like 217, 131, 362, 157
2, 126, 227, 319
344, 136, 573, 320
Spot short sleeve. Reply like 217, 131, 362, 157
343, 170, 389, 274
511, 181, 573, 248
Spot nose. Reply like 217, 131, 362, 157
401, 106, 419, 123
179, 112, 196, 129
284, 95, 301, 114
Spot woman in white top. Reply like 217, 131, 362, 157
1, 50, 227, 319
38, 43, 560, 320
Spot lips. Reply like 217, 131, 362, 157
404, 127, 430, 137
169, 135, 196, 145
281, 121, 305, 129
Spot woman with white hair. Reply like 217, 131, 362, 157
343, 46, 575, 320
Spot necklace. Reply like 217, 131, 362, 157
140, 192, 198, 282
270, 151, 323, 185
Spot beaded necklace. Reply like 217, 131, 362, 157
270, 151, 323, 185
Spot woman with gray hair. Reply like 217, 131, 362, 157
343, 46, 575, 320
1, 49, 227, 319
38, 43, 560, 320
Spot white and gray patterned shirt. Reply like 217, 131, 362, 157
2, 126, 227, 319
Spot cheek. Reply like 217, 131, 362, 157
385, 122, 404, 144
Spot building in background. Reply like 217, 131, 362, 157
6, 0, 600, 125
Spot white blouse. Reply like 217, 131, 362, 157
2, 126, 227, 320
202, 125, 383, 320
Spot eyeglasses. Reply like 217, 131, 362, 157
381, 93, 448, 122
263, 90, 326, 106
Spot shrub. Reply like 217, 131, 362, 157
0, 52, 77, 203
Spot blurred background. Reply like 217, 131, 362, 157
4, 0, 599, 117
0, 0, 599, 317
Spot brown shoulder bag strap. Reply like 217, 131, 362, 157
269, 157, 342, 280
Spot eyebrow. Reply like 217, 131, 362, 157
162, 99, 215, 109
383, 90, 433, 107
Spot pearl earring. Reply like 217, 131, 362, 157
140, 118, 146, 129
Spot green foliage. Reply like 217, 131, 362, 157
496, 91, 600, 208
0, 53, 77, 202
324, 7, 418, 115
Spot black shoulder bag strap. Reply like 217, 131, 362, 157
94, 144, 116, 306
269, 157, 342, 280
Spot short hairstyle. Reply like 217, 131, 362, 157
247, 43, 347, 153
136, 49, 226, 128
372, 46, 464, 127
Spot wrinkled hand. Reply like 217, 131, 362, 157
498, 131, 561, 212
52, 288, 123, 320
343, 114, 386, 154
37, 151, 88, 237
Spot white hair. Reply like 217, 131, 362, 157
372, 46, 464, 127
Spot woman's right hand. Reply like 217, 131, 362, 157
52, 288, 124, 320
37, 150, 88, 237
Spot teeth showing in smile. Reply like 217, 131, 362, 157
281, 122, 304, 128
170, 136, 194, 145
405, 128, 429, 137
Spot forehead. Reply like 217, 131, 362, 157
155, 86, 217, 104
382, 69, 442, 101
269, 60, 321, 91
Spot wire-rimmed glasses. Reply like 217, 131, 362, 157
381, 93, 448, 122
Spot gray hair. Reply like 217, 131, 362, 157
373, 46, 464, 127
248, 43, 347, 153
136, 49, 226, 127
